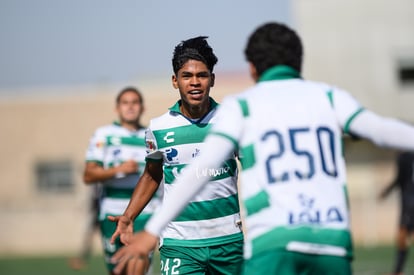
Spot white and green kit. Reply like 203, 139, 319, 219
85, 121, 162, 264
145, 99, 243, 248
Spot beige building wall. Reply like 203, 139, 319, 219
0, 74, 251, 255
293, 0, 414, 245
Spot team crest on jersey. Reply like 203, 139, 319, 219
165, 148, 179, 163
95, 141, 105, 148
146, 139, 156, 153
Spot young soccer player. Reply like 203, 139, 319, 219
83, 87, 162, 275
109, 37, 244, 275
111, 22, 414, 275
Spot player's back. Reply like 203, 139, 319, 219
237, 78, 346, 188
235, 78, 352, 258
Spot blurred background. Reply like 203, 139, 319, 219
0, 0, 414, 273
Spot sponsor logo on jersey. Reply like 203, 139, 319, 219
165, 148, 179, 163
196, 164, 231, 178
163, 131, 175, 143
192, 148, 200, 158
288, 194, 344, 225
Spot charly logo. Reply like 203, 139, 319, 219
163, 131, 175, 143
110, 136, 121, 146
165, 148, 178, 162
288, 194, 343, 225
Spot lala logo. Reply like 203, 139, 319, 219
288, 194, 344, 225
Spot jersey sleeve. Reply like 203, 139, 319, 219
209, 96, 245, 149
330, 88, 365, 134
144, 126, 163, 161
85, 128, 106, 166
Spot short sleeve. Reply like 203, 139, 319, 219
331, 88, 365, 134
85, 129, 106, 165
145, 126, 163, 161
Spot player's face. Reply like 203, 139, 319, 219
116, 91, 143, 124
172, 59, 215, 118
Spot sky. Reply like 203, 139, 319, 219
0, 0, 292, 94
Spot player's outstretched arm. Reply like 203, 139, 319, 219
109, 161, 163, 245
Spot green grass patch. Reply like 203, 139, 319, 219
0, 246, 412, 275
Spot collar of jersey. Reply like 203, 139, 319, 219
258, 65, 301, 82
112, 121, 144, 132
169, 97, 219, 115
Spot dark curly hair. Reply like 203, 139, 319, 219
172, 36, 218, 75
244, 22, 303, 76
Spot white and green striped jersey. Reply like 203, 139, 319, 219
145, 99, 243, 247
210, 66, 363, 259
85, 122, 161, 221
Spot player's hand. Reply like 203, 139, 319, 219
108, 215, 134, 245
111, 231, 158, 275
118, 160, 139, 175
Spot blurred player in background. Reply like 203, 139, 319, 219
83, 86, 162, 275
109, 36, 244, 275
111, 22, 414, 275
379, 151, 414, 275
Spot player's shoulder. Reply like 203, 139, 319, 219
93, 123, 121, 135
148, 111, 175, 130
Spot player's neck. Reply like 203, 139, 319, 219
180, 101, 210, 120
121, 121, 141, 131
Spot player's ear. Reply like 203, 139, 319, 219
210, 73, 215, 87
249, 62, 259, 82
172, 75, 178, 89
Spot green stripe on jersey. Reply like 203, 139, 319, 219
105, 136, 145, 146
239, 144, 255, 170
245, 190, 270, 216
251, 226, 353, 258
164, 159, 238, 184
326, 90, 334, 107
343, 107, 365, 134
238, 99, 250, 117
163, 232, 243, 247
152, 124, 211, 148
173, 194, 240, 222
104, 187, 135, 198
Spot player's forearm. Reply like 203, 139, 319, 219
145, 135, 235, 236
123, 177, 160, 221
83, 166, 119, 183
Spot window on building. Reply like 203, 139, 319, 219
35, 160, 74, 193
397, 58, 414, 86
